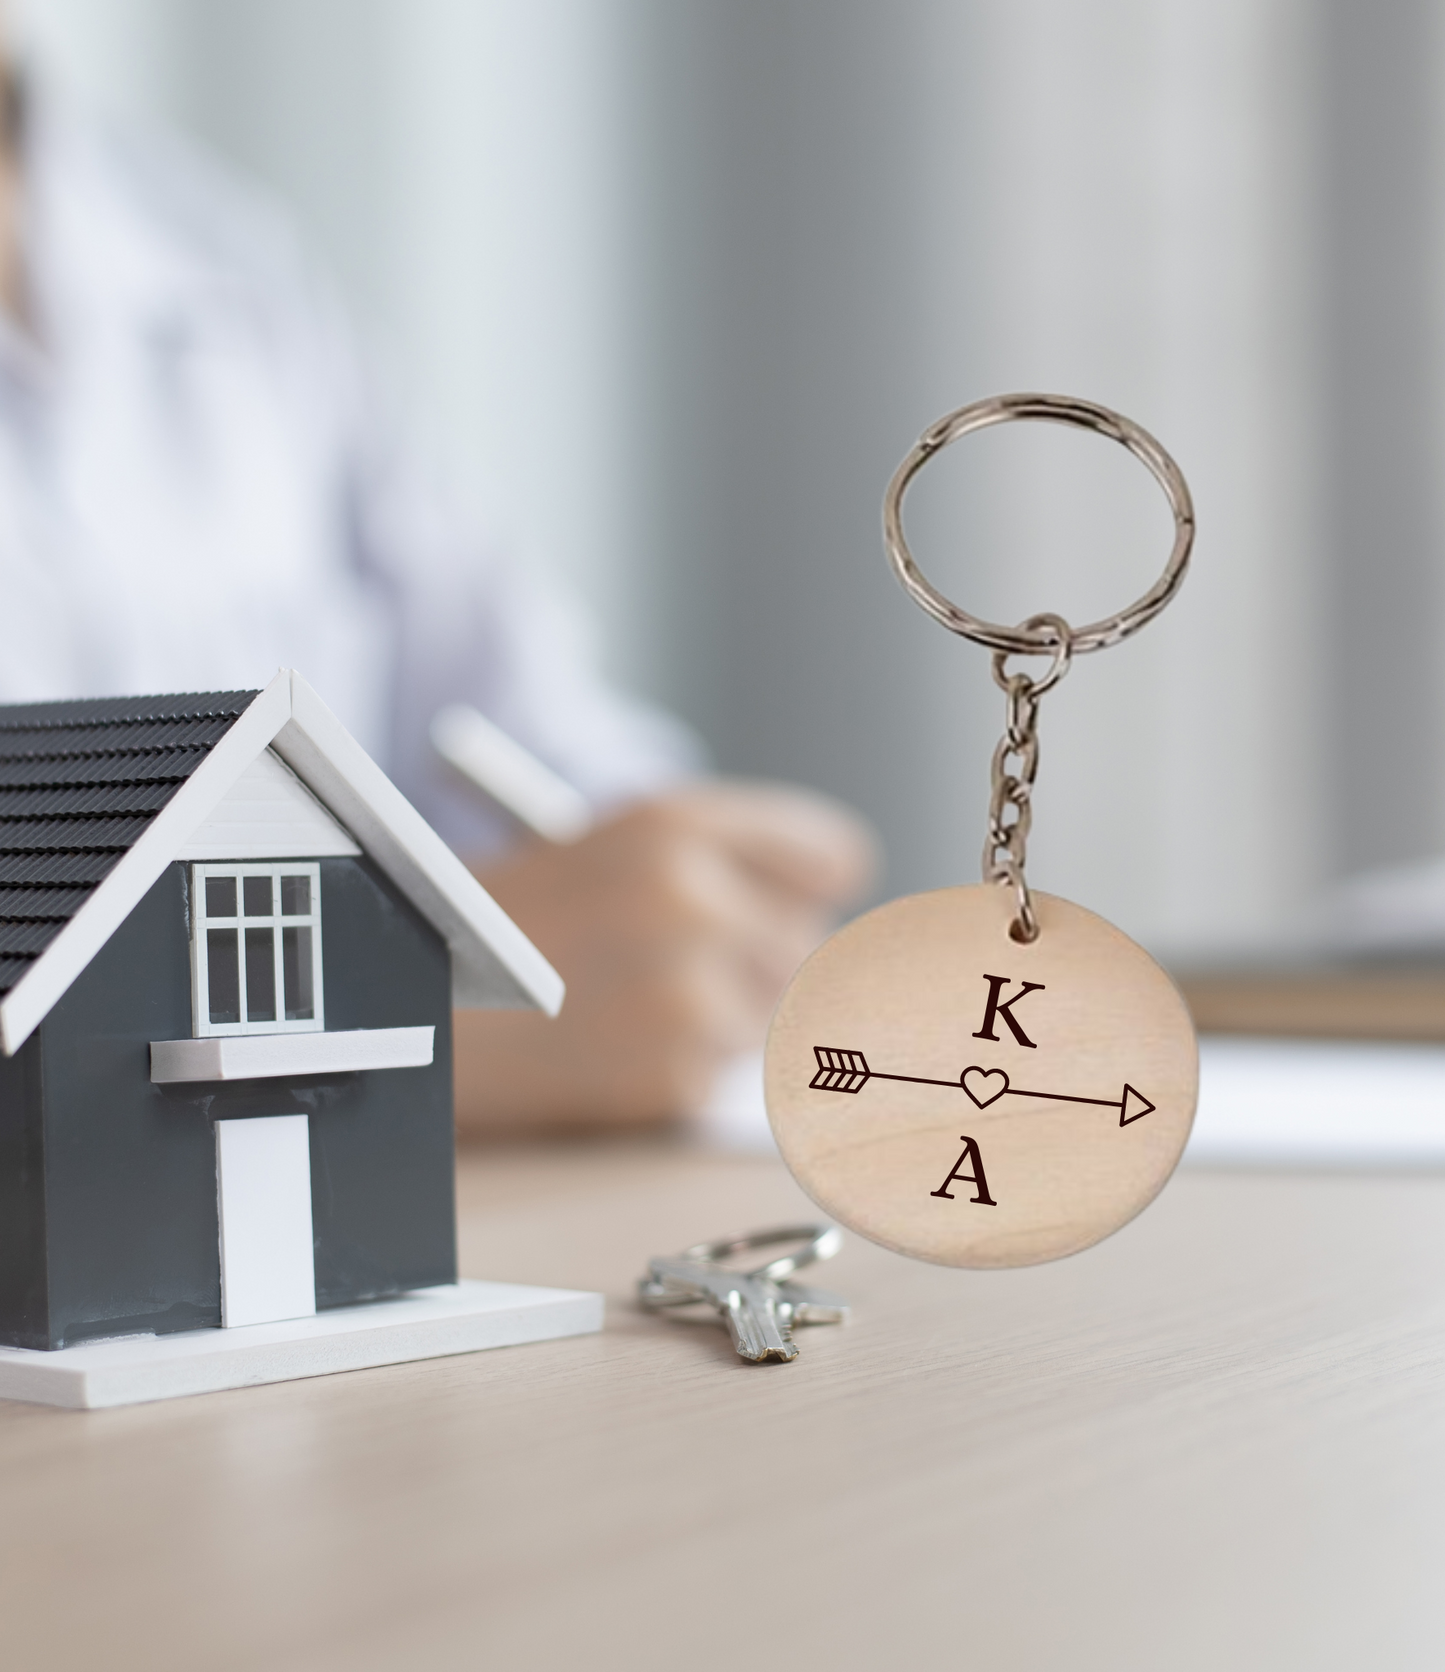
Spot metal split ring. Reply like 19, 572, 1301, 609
883, 392, 1195, 660
682, 1224, 842, 1285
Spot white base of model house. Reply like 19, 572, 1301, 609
0, 1280, 604, 1410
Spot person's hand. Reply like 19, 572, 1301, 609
454, 780, 877, 1134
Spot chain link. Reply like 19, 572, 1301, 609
981, 614, 1072, 942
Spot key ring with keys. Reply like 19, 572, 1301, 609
681, 1224, 843, 1284
883, 392, 1194, 942
764, 392, 1200, 1274
639, 1225, 848, 1364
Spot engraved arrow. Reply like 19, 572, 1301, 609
808, 1047, 1155, 1128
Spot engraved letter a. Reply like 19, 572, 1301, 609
929, 1136, 997, 1206
971, 973, 1045, 1049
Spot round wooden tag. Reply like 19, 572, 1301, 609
764, 886, 1198, 1268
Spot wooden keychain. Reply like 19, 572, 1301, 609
765, 392, 1199, 1269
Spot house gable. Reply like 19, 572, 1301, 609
0, 670, 564, 1054
178, 748, 360, 860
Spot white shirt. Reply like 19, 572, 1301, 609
0, 93, 695, 855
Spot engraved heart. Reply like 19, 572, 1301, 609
961, 1066, 1010, 1109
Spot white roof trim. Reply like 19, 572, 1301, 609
272, 673, 563, 1015
0, 670, 562, 1055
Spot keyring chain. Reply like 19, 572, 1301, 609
983, 613, 1072, 943
883, 392, 1194, 941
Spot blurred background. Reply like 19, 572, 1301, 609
11, 0, 1439, 970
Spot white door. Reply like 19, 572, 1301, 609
215, 1115, 317, 1328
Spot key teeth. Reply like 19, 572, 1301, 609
741, 1342, 800, 1363
729, 1306, 799, 1364
766, 1318, 800, 1362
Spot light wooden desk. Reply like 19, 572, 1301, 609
2, 1135, 1444, 1671
1179, 965, 1445, 1041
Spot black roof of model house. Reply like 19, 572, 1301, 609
0, 688, 262, 998
0, 670, 562, 1055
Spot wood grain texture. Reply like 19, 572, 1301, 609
765, 886, 1198, 1267
2, 1143, 1445, 1671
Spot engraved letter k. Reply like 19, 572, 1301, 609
971, 974, 1046, 1049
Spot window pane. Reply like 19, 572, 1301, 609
207, 929, 240, 1024
245, 927, 276, 1022
205, 876, 237, 919
280, 874, 311, 916
243, 875, 273, 917
283, 926, 314, 1020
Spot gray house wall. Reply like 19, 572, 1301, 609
0, 1032, 48, 1348
0, 855, 456, 1351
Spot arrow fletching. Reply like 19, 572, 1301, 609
810, 1047, 870, 1094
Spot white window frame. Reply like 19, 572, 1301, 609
191, 863, 324, 1039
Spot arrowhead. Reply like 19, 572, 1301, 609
1119, 1084, 1154, 1126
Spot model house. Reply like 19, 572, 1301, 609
0, 670, 562, 1352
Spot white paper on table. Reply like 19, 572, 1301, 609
1185, 1036, 1445, 1167
696, 1051, 773, 1151
696, 1037, 1445, 1168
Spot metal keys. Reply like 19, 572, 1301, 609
643, 1257, 799, 1360
638, 1225, 849, 1363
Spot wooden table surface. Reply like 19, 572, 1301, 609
4, 1134, 1445, 1672
1178, 965, 1445, 1040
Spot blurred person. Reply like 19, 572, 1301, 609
0, 48, 874, 1132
